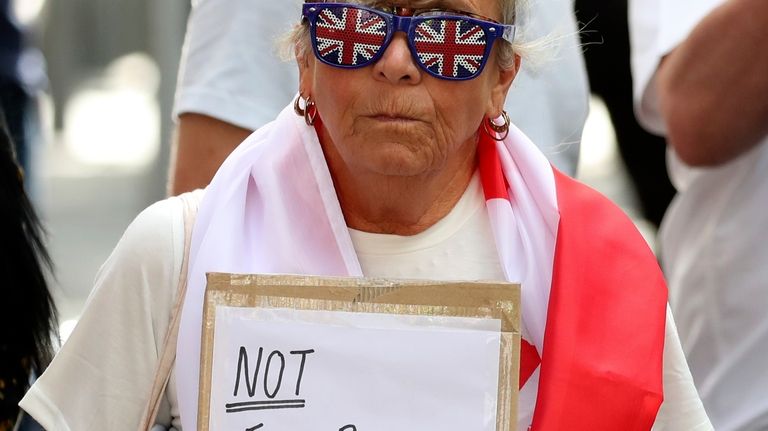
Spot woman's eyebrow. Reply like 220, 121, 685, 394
381, 0, 466, 10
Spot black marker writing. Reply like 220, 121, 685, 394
263, 350, 285, 398
241, 424, 357, 431
233, 346, 316, 399
289, 349, 315, 396
234, 346, 263, 397
225, 399, 306, 413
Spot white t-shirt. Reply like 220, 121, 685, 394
630, 1, 768, 430
21, 179, 710, 430
172, 0, 588, 175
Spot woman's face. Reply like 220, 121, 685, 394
298, 0, 519, 179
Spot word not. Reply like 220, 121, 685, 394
232, 346, 315, 404
230, 346, 358, 431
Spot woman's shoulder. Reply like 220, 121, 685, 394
551, 168, 665, 285
116, 189, 204, 253
95, 189, 205, 292
553, 170, 646, 238
126, 189, 204, 239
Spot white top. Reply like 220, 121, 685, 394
349, 174, 506, 282
630, 1, 768, 430
21, 180, 710, 430
172, 0, 588, 175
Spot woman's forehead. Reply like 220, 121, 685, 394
369, 0, 500, 18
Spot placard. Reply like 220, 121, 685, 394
199, 274, 520, 431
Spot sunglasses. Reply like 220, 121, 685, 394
302, 2, 516, 81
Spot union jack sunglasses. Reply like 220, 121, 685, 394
302, 2, 516, 81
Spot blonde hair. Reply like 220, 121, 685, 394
280, 0, 531, 70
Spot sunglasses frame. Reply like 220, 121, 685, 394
302, 2, 516, 81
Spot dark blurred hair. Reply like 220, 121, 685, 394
0, 108, 58, 376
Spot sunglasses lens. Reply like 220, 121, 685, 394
313, 6, 388, 67
413, 18, 488, 79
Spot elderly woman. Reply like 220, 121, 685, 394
21, 1, 711, 430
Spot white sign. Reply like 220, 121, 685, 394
208, 306, 502, 431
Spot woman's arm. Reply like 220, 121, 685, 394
19, 196, 188, 430
652, 306, 713, 430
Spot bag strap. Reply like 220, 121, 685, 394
138, 193, 199, 430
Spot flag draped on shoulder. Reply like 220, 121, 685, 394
478, 131, 666, 430
175, 100, 666, 431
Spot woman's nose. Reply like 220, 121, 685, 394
372, 33, 422, 85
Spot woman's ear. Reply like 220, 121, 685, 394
487, 54, 521, 116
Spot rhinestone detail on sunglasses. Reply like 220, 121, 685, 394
302, 2, 515, 80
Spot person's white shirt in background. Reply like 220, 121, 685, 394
630, 1, 768, 429
172, 0, 588, 176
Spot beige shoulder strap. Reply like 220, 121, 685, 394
138, 193, 199, 430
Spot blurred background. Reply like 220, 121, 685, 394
7, 0, 188, 340
7, 0, 653, 343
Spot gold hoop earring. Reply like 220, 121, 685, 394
304, 97, 317, 126
483, 111, 510, 141
294, 93, 306, 117
294, 94, 318, 126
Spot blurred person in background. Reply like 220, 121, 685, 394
574, 0, 675, 228
630, 0, 768, 429
0, 109, 57, 431
0, 0, 47, 177
167, 0, 589, 195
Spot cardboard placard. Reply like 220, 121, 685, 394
199, 273, 520, 431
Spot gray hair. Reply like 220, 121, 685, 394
281, 0, 530, 70
497, 0, 523, 69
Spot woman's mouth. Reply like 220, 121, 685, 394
369, 114, 421, 123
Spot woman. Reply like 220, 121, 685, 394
21, 1, 711, 430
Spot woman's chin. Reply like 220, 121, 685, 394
352, 145, 438, 178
